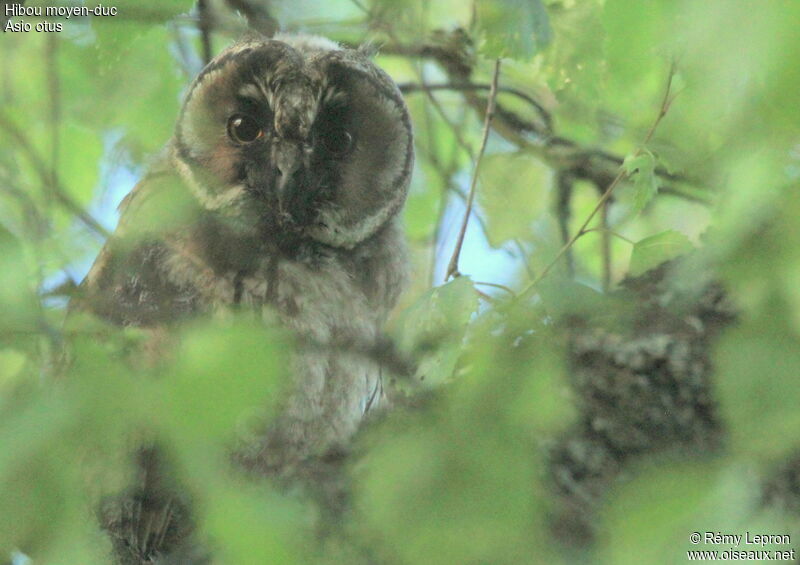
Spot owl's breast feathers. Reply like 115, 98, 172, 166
76, 155, 406, 334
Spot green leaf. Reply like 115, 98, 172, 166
476, 0, 552, 60
0, 350, 27, 388
602, 0, 676, 108
60, 123, 103, 205
599, 461, 762, 565
478, 152, 550, 246
162, 318, 289, 445
202, 483, 306, 565
85, 24, 183, 155
354, 414, 547, 565
628, 230, 693, 277
0, 225, 38, 332
715, 310, 800, 460
539, 0, 604, 102
391, 277, 478, 387
623, 149, 660, 212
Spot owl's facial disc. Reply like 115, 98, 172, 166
176, 37, 413, 248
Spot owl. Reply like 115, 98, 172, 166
73, 34, 414, 563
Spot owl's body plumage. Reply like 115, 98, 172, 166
75, 34, 413, 563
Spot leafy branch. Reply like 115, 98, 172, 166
518, 62, 679, 298
381, 35, 710, 207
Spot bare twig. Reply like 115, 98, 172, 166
600, 199, 611, 291
581, 227, 635, 245
415, 80, 475, 160
444, 180, 495, 257
475, 288, 496, 302
0, 113, 110, 239
0, 175, 48, 238
474, 281, 516, 297
169, 22, 198, 79
445, 59, 501, 280
519, 62, 678, 299
511, 238, 535, 279
399, 82, 552, 134
348, 0, 370, 15
197, 0, 213, 65
555, 171, 575, 277
47, 34, 60, 193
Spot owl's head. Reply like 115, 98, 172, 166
174, 35, 413, 250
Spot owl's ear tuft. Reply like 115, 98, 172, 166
357, 40, 382, 59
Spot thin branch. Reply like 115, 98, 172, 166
474, 281, 516, 297
581, 227, 635, 245
348, 0, 370, 15
169, 22, 198, 79
0, 112, 111, 239
418, 82, 475, 160
571, 145, 698, 186
445, 180, 495, 258
519, 63, 677, 299
0, 176, 48, 238
555, 171, 575, 277
47, 34, 60, 193
399, 82, 552, 134
381, 26, 476, 161
476, 288, 496, 302
197, 0, 213, 65
445, 59, 502, 280
511, 238, 536, 279
600, 199, 611, 291
380, 36, 711, 207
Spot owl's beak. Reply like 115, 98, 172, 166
272, 141, 307, 217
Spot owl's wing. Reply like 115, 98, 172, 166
74, 159, 203, 561
102, 448, 196, 565
72, 158, 203, 327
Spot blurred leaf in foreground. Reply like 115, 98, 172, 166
476, 0, 552, 60
628, 230, 693, 277
390, 277, 478, 388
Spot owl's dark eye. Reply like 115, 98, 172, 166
320, 128, 355, 157
227, 114, 264, 144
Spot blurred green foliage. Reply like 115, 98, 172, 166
1, 0, 800, 563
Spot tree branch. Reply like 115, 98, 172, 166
445, 59, 501, 281
0, 113, 110, 239
383, 35, 710, 206
197, 0, 213, 65
398, 82, 552, 134
518, 63, 678, 299
600, 200, 611, 291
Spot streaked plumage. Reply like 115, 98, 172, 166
73, 34, 413, 563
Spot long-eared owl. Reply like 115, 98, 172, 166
73, 34, 413, 563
